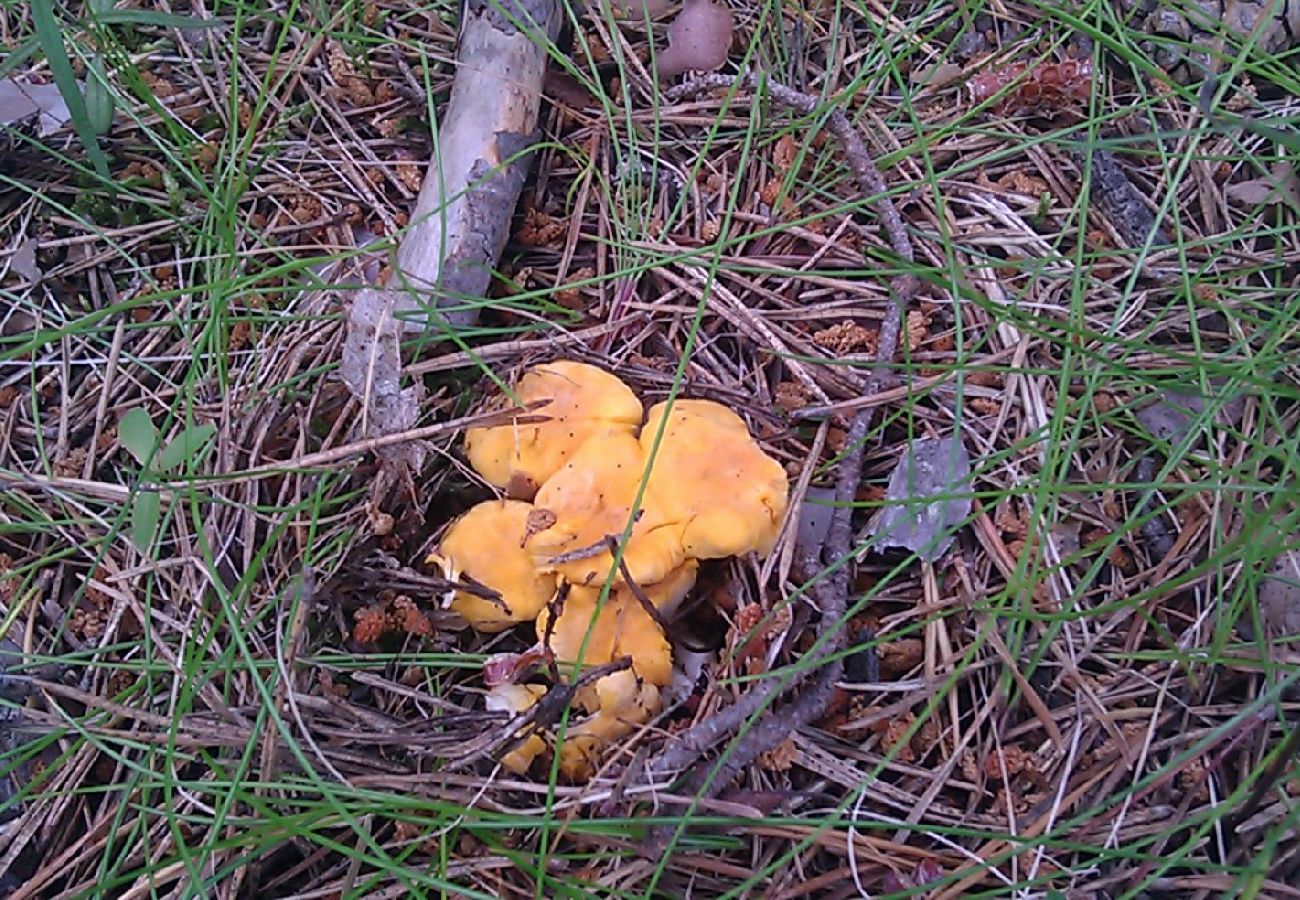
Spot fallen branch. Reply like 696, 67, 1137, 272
636, 69, 922, 849
339, 0, 561, 478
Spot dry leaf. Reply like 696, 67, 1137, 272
1260, 548, 1300, 642
1225, 161, 1300, 209
656, 0, 734, 79
868, 435, 972, 561
8, 237, 40, 282
909, 61, 964, 88
0, 78, 71, 136
483, 647, 550, 686
544, 69, 597, 109
1135, 381, 1246, 446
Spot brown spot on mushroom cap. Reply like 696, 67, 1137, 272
642, 399, 790, 560
465, 361, 642, 499
431, 499, 558, 633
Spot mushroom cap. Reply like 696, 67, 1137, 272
640, 559, 699, 619
431, 499, 558, 633
464, 361, 643, 499
556, 669, 661, 780
526, 432, 686, 587
484, 683, 548, 774
641, 399, 789, 560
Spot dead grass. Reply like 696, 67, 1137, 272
2, 0, 1299, 896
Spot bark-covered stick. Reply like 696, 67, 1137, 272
341, 0, 560, 460
387, 0, 560, 331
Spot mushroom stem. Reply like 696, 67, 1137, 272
607, 536, 671, 635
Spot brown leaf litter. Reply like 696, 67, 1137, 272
3, 1, 1300, 897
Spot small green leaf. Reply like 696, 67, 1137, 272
130, 490, 160, 551
157, 423, 216, 472
118, 407, 158, 466
84, 56, 114, 136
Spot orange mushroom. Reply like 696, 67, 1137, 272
438, 365, 792, 783
464, 361, 643, 499
536, 562, 695, 690
484, 683, 548, 774
525, 431, 686, 588
641, 399, 789, 560
556, 667, 661, 780
429, 499, 557, 632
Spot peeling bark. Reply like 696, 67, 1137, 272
386, 0, 559, 331
1083, 148, 1170, 249
340, 0, 560, 467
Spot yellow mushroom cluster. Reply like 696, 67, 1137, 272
429, 360, 789, 780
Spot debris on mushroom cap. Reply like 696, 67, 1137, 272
429, 499, 558, 633
642, 399, 790, 560
464, 361, 643, 499
526, 431, 687, 587
535, 570, 688, 689
484, 683, 548, 774
557, 668, 661, 780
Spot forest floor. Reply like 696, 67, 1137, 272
2, 0, 1299, 897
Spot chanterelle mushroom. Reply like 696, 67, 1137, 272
642, 399, 789, 560
439, 366, 793, 783
557, 667, 661, 780
525, 431, 686, 587
484, 683, 547, 774
536, 563, 696, 689
429, 499, 557, 632
464, 361, 643, 499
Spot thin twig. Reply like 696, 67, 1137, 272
545, 518, 643, 567
154, 404, 548, 487
636, 69, 922, 843
540, 581, 570, 684
609, 536, 671, 634
449, 657, 634, 773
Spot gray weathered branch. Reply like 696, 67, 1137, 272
340, 0, 561, 464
